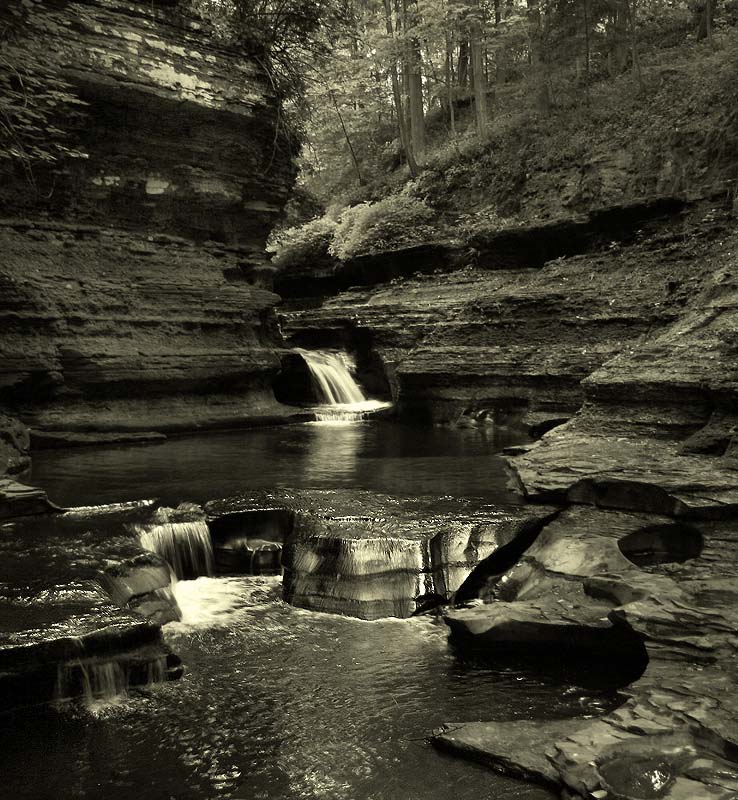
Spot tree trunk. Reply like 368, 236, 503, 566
470, 14, 488, 135
526, 0, 551, 111
608, 3, 628, 76
627, 0, 643, 89
583, 0, 590, 103
383, 0, 418, 177
408, 37, 425, 163
703, 0, 715, 48
329, 89, 364, 186
457, 39, 469, 88
445, 29, 456, 135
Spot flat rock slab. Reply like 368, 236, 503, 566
0, 479, 60, 519
206, 489, 558, 618
0, 501, 184, 709
433, 719, 575, 787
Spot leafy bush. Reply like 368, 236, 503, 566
269, 215, 337, 269
329, 195, 437, 260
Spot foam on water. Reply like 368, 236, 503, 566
298, 349, 392, 421
169, 576, 282, 629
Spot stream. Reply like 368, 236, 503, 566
2, 420, 620, 799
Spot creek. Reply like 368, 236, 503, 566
7, 405, 624, 799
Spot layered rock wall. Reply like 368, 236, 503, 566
0, 0, 298, 463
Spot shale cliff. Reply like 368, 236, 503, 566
0, 0, 298, 473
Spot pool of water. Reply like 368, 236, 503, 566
5, 419, 619, 800
0, 577, 619, 800
31, 421, 526, 508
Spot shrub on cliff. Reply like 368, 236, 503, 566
270, 215, 338, 270
329, 195, 437, 260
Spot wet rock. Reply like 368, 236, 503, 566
0, 414, 30, 477
279, 211, 711, 426
0, 503, 189, 710
0, 479, 60, 519
207, 489, 556, 619
432, 502, 738, 798
433, 719, 570, 787
598, 755, 675, 798
100, 552, 181, 625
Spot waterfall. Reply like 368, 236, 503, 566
297, 349, 392, 421
298, 349, 366, 404
136, 506, 214, 580
55, 655, 169, 708
55, 660, 128, 707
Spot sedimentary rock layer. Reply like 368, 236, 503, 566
434, 506, 738, 798
0, 0, 297, 458
279, 206, 727, 428
0, 497, 186, 711
205, 489, 557, 620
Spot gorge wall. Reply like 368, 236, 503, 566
276, 179, 738, 797
0, 0, 298, 475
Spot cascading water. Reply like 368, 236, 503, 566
297, 349, 391, 421
55, 655, 169, 709
135, 505, 214, 580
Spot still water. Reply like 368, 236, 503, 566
31, 421, 525, 508
0, 576, 619, 800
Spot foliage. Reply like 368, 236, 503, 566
270, 215, 338, 268
190, 0, 351, 107
329, 195, 437, 259
0, 9, 88, 189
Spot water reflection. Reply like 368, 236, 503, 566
0, 576, 616, 800
31, 421, 525, 508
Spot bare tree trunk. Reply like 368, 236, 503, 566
583, 0, 590, 103
408, 38, 425, 163
458, 39, 469, 88
705, 0, 714, 49
383, 0, 418, 177
627, 0, 643, 89
527, 0, 551, 111
470, 12, 488, 135
445, 28, 456, 135
329, 89, 364, 185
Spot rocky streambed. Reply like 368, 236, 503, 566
269, 201, 738, 799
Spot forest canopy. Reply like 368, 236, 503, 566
262, 0, 738, 263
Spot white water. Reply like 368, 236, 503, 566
136, 509, 214, 579
55, 660, 127, 709
297, 349, 392, 421
170, 576, 281, 628
55, 656, 169, 712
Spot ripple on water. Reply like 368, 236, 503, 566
1, 580, 603, 800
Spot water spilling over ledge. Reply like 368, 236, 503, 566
292, 349, 393, 421
135, 505, 215, 581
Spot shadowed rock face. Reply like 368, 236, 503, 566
0, 501, 188, 711
434, 501, 738, 798
279, 207, 714, 428
0, 0, 298, 458
205, 489, 557, 620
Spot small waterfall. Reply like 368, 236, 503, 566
55, 660, 128, 707
135, 506, 214, 580
144, 656, 168, 686
55, 655, 169, 708
297, 349, 391, 421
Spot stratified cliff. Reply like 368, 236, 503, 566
0, 0, 299, 471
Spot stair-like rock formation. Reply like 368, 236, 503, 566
433, 506, 738, 799
279, 205, 713, 427
0, 499, 186, 711
205, 489, 557, 619
0, 0, 298, 458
